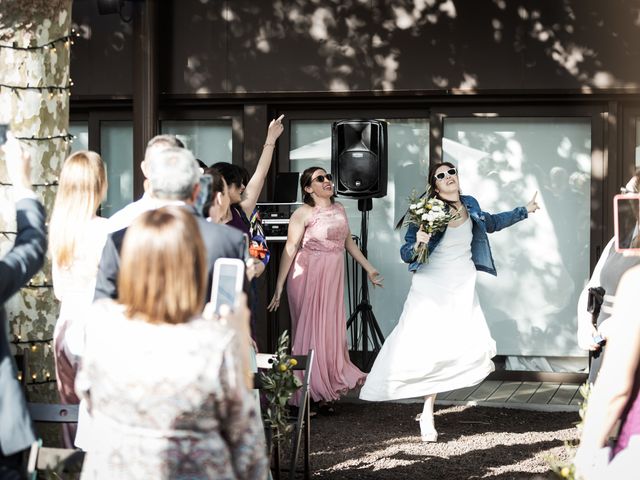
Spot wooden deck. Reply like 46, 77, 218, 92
435, 379, 583, 412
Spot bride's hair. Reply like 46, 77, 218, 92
394, 162, 460, 230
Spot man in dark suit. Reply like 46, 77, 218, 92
94, 147, 246, 302
0, 135, 47, 479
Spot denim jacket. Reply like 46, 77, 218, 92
400, 195, 528, 276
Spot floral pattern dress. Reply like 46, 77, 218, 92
76, 300, 268, 480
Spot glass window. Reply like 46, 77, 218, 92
160, 120, 232, 166
636, 118, 640, 167
443, 117, 591, 360
289, 119, 429, 339
100, 121, 134, 217
69, 121, 89, 153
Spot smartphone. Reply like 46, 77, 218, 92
0, 124, 8, 146
614, 193, 640, 254
211, 258, 245, 314
195, 174, 213, 217
592, 333, 606, 348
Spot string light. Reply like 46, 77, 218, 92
0, 31, 80, 51
12, 338, 53, 345
0, 181, 59, 188
14, 133, 75, 142
0, 83, 71, 92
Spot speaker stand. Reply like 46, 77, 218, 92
346, 198, 385, 372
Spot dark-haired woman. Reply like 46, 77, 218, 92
360, 162, 539, 441
268, 167, 383, 409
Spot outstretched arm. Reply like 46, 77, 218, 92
345, 234, 383, 287
240, 115, 285, 218
267, 206, 308, 311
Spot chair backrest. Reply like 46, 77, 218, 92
27, 403, 79, 423
13, 347, 29, 396
26, 440, 85, 479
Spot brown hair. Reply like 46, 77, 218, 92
118, 206, 207, 325
50, 151, 107, 267
300, 166, 335, 207
202, 167, 227, 217
395, 161, 459, 229
427, 161, 458, 201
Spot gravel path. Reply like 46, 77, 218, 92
304, 403, 578, 479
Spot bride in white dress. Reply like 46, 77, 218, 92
360, 162, 539, 441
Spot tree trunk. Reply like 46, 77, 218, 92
0, 1, 73, 403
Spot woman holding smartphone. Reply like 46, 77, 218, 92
77, 206, 267, 478
268, 166, 383, 413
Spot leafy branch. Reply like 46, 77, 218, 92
259, 331, 302, 442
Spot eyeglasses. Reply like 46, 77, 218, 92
311, 173, 333, 184
434, 168, 457, 181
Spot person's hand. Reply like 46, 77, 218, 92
416, 225, 431, 246
245, 258, 266, 281
265, 114, 285, 144
526, 191, 540, 214
218, 294, 253, 389
584, 325, 604, 351
267, 287, 283, 312
2, 132, 32, 190
368, 269, 384, 288
625, 175, 639, 194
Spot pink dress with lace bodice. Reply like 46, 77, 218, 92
287, 203, 366, 403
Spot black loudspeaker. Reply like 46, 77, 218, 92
331, 120, 388, 199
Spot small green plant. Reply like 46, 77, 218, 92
259, 331, 302, 442
547, 382, 592, 479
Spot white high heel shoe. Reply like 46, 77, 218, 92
416, 414, 438, 442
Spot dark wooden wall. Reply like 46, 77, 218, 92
71, 0, 640, 98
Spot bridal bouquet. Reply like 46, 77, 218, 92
404, 191, 459, 264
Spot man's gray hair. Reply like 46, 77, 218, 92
144, 134, 185, 163
147, 147, 200, 201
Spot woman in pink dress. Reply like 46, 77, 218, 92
268, 166, 383, 410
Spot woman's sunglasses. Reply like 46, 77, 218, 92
310, 173, 333, 184
434, 168, 457, 181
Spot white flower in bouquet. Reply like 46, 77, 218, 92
403, 190, 460, 264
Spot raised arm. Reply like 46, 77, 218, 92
240, 115, 284, 218
267, 206, 308, 311
0, 135, 46, 302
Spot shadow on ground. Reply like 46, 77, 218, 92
301, 403, 577, 480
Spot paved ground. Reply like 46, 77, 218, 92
300, 403, 578, 479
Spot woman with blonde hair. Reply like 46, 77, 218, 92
76, 206, 267, 479
49, 150, 108, 448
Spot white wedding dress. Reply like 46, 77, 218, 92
360, 217, 496, 401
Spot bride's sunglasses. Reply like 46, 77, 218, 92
434, 168, 457, 181
311, 173, 333, 184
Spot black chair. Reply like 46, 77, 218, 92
26, 403, 84, 479
256, 350, 315, 480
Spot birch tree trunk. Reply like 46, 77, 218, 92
0, 1, 73, 402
